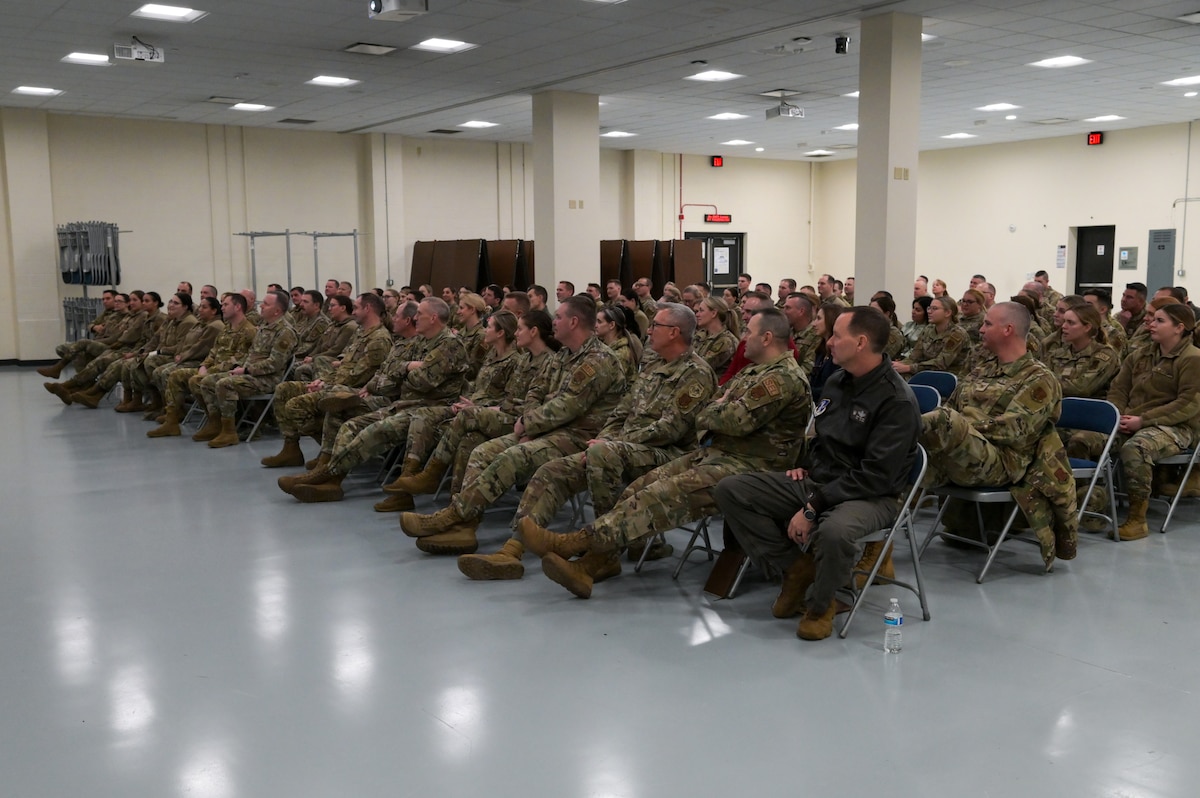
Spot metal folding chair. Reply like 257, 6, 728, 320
909, 370, 957, 401
1057, 397, 1120, 540
909, 384, 941, 414
840, 445, 932, 638
1152, 447, 1200, 533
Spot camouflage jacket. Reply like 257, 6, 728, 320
949, 351, 1061, 483
522, 335, 626, 438
607, 335, 640, 384
176, 319, 224, 364
313, 318, 358, 360
1108, 337, 1200, 435
885, 326, 906, 360
364, 334, 424, 398
504, 349, 556, 417
144, 313, 198, 356
398, 326, 469, 403
456, 323, 487, 380
1044, 340, 1120, 398
202, 318, 257, 372
109, 310, 150, 352
329, 322, 394, 388
292, 312, 332, 359
959, 312, 984, 346
792, 325, 821, 375
468, 347, 520, 407
694, 328, 739, 375
243, 316, 298, 378
597, 350, 716, 450
902, 323, 970, 377
697, 350, 812, 470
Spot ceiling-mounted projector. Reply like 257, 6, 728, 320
766, 101, 804, 120
368, 0, 428, 21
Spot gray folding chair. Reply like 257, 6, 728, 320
840, 445, 931, 638
1152, 447, 1200, 533
1057, 397, 1120, 540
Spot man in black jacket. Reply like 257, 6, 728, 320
715, 306, 921, 641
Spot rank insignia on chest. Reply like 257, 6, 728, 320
851, 407, 867, 423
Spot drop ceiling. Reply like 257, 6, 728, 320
4, 0, 1200, 160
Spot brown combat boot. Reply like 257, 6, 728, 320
373, 493, 415, 513
381, 457, 423, 494
852, 541, 895, 589
261, 438, 305, 468
208, 418, 240, 448
277, 465, 336, 495
44, 381, 75, 405
317, 392, 364, 414
796, 599, 838, 640
37, 358, 69, 379
773, 552, 816, 619
291, 475, 347, 503
147, 407, 183, 438
386, 459, 448, 496
1159, 471, 1200, 499
191, 412, 222, 442
72, 384, 107, 409
113, 392, 136, 412
1118, 497, 1150, 541
416, 520, 480, 555
541, 549, 622, 599
304, 452, 330, 471
518, 516, 590, 559
458, 539, 525, 580
142, 389, 163, 415
626, 538, 674, 562
399, 505, 466, 538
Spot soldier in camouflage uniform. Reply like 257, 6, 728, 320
290, 290, 332, 360
145, 296, 224, 418
783, 293, 821, 374
920, 302, 1071, 567
373, 311, 521, 512
894, 296, 970, 378
262, 293, 394, 468
693, 296, 740, 374
291, 295, 357, 382
1043, 304, 1120, 398
457, 303, 717, 580
393, 310, 561, 501
195, 290, 297, 448
1068, 303, 1200, 540
279, 298, 468, 502
50, 292, 157, 406
454, 292, 489, 380
147, 294, 257, 438
530, 308, 812, 599
40, 291, 125, 380
958, 289, 987, 345
112, 292, 198, 412
397, 297, 626, 555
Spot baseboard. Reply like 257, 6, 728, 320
8, 360, 53, 367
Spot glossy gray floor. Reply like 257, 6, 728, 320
5, 365, 1200, 797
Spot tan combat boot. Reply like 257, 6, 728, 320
626, 538, 674, 562
373, 493, 415, 513
517, 516, 590, 559
277, 465, 336, 495
72, 384, 107, 409
142, 389, 163, 416
458, 539, 525, 580
1159, 471, 1200, 499
261, 438, 305, 468
416, 520, 481, 555
773, 552, 816, 619
399, 505, 466, 538
305, 452, 330, 471
381, 457, 423, 494
208, 418, 240, 448
37, 358, 69, 379
147, 407, 183, 438
541, 549, 622, 599
191, 412, 222, 442
796, 599, 838, 640
291, 474, 347, 503
852, 541, 895, 589
386, 459, 448, 496
44, 381, 75, 405
1118, 497, 1150, 541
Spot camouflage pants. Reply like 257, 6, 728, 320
920, 407, 1012, 488
75, 350, 122, 386
274, 380, 351, 440
169, 368, 203, 410
401, 406, 457, 466
57, 339, 106, 369
452, 430, 589, 521
129, 354, 171, 395
291, 355, 336, 384
197, 373, 281, 418
1068, 424, 1192, 500
153, 361, 197, 397
514, 442, 677, 531
327, 406, 422, 475
96, 354, 135, 391
316, 394, 396, 454
428, 406, 514, 467
185, 371, 228, 414
590, 450, 760, 550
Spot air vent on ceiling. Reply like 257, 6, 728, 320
428, 129, 462, 134
1033, 117, 1071, 125
344, 42, 398, 56
279, 118, 317, 125
758, 88, 802, 98
207, 96, 244, 104
1176, 11, 1200, 24
829, 143, 856, 150
807, 152, 834, 158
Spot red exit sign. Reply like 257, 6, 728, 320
704, 213, 732, 223
1087, 131, 1104, 146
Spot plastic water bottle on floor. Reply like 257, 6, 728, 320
884, 598, 903, 653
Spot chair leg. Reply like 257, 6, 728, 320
1161, 457, 1197, 534
976, 503, 1024, 583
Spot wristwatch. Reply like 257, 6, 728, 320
802, 505, 817, 522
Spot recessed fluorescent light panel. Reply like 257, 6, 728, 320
921, 33, 936, 41
1028, 55, 1092, 68
600, 130, 636, 137
721, 139, 754, 145
1163, 74, 1200, 87
62, 52, 111, 66
232, 103, 273, 111
844, 91, 859, 98
805, 149, 835, 156
1187, 92, 1198, 98
833, 123, 859, 131
13, 86, 63, 96
1005, 114, 1017, 120
459, 120, 498, 128
307, 76, 359, 87
1085, 115, 1124, 122
582, 0, 628, 3
754, 147, 764, 152
707, 112, 749, 120
131, 4, 208, 22
941, 132, 977, 139
976, 103, 1019, 111
685, 70, 743, 82
411, 38, 477, 54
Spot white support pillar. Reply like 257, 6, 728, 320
532, 91, 600, 296
853, 12, 923, 305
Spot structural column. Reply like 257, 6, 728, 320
853, 12, 923, 304
532, 91, 600, 297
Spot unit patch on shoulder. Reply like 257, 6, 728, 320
569, 363, 597, 390
677, 381, 705, 411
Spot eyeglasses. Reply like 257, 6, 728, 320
960, 298, 978, 305
648, 321, 679, 331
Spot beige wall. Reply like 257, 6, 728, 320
814, 122, 1200, 305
